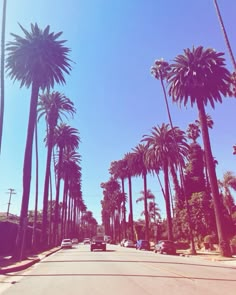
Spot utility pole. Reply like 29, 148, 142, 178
6, 188, 16, 217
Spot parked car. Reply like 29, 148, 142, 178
72, 238, 79, 244
90, 236, 106, 251
104, 235, 112, 244
120, 239, 127, 247
124, 240, 135, 248
83, 238, 91, 244
154, 240, 176, 255
136, 240, 150, 250
61, 238, 73, 249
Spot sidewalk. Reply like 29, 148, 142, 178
178, 249, 236, 266
0, 247, 60, 274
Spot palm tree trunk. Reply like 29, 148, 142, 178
54, 147, 63, 245
143, 172, 149, 241
128, 176, 134, 240
0, 0, 7, 153
15, 81, 39, 260
42, 127, 54, 248
121, 178, 126, 237
163, 162, 173, 241
32, 119, 39, 250
197, 99, 231, 257
213, 0, 236, 70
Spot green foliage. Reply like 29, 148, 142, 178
184, 142, 207, 200
174, 192, 216, 242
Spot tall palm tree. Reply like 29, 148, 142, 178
53, 124, 80, 244
168, 46, 232, 257
0, 0, 7, 153
143, 123, 189, 241
100, 177, 121, 241
58, 149, 81, 238
151, 58, 196, 253
38, 91, 75, 247
109, 159, 128, 237
123, 152, 136, 240
6, 23, 72, 259
132, 144, 150, 241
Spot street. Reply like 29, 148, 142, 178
0, 244, 235, 295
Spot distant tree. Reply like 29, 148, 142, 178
143, 123, 189, 241
218, 171, 236, 215
38, 91, 75, 247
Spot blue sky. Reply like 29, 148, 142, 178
0, 0, 236, 225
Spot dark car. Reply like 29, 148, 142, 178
136, 240, 150, 250
90, 236, 106, 251
154, 240, 176, 255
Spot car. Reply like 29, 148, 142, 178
120, 239, 127, 247
124, 240, 135, 248
104, 235, 112, 244
61, 238, 73, 249
136, 240, 150, 250
83, 238, 91, 244
154, 240, 176, 255
90, 236, 106, 251
72, 238, 79, 244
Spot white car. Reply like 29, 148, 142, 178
124, 240, 135, 248
61, 238, 73, 249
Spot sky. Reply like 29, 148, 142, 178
0, 0, 236, 225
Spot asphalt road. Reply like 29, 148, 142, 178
0, 244, 235, 295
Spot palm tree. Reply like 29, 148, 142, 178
168, 46, 232, 257
0, 0, 7, 153
6, 23, 72, 259
136, 189, 155, 204
132, 144, 150, 241
124, 152, 136, 240
53, 124, 80, 245
58, 149, 81, 238
143, 123, 189, 241
109, 159, 128, 237
136, 189, 157, 231
100, 177, 122, 241
38, 91, 75, 247
218, 171, 236, 215
151, 58, 196, 254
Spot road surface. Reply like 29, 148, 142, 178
0, 244, 235, 294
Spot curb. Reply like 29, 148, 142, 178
0, 258, 40, 274
0, 247, 60, 275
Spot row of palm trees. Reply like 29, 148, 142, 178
104, 119, 235, 250
1, 23, 97, 259
1, 1, 235, 259
103, 44, 235, 257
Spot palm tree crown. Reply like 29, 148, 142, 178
6, 23, 72, 90
167, 46, 231, 107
